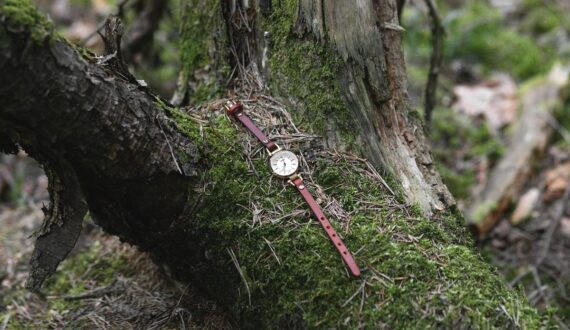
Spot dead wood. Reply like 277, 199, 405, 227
466, 64, 570, 237
0, 16, 198, 289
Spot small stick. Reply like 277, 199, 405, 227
423, 0, 445, 125
535, 182, 570, 266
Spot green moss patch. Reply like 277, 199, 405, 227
261, 1, 358, 147
170, 97, 546, 327
445, 2, 555, 80
0, 0, 53, 44
403, 1, 558, 81
177, 0, 226, 104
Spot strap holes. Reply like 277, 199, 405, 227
343, 251, 348, 255
337, 242, 342, 246
320, 216, 325, 221
332, 234, 336, 237
326, 225, 330, 229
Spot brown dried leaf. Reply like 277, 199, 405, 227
544, 162, 570, 202
510, 188, 540, 225
452, 74, 518, 132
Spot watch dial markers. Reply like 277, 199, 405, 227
269, 151, 299, 177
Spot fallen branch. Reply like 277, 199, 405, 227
466, 64, 570, 236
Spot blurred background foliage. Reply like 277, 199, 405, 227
403, 0, 570, 323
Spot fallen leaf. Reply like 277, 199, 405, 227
452, 73, 518, 132
510, 188, 540, 225
544, 162, 570, 202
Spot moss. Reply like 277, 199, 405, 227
168, 105, 546, 327
69, 0, 91, 6
519, 0, 570, 35
261, 1, 358, 147
178, 0, 225, 105
43, 240, 131, 296
444, 2, 555, 80
0, 0, 54, 44
0, 238, 132, 328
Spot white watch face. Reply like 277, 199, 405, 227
270, 150, 299, 178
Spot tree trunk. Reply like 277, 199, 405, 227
0, 0, 547, 328
228, 0, 454, 215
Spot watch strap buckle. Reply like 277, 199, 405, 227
287, 174, 302, 186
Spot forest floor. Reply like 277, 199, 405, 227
0, 156, 231, 329
2, 0, 570, 327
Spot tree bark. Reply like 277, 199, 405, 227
0, 1, 546, 328
0, 7, 199, 289
230, 0, 455, 215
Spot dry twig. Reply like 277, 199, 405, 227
423, 0, 445, 124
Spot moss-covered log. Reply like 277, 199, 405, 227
0, 0, 551, 328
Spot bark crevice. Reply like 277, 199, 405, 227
0, 15, 200, 287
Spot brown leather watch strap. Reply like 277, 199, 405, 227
226, 102, 278, 152
225, 100, 360, 277
292, 177, 361, 277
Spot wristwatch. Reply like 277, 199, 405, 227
224, 100, 361, 277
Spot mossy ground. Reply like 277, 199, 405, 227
0, 222, 228, 329
168, 93, 547, 327
443, 2, 556, 80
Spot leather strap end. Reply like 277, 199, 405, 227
292, 178, 361, 277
